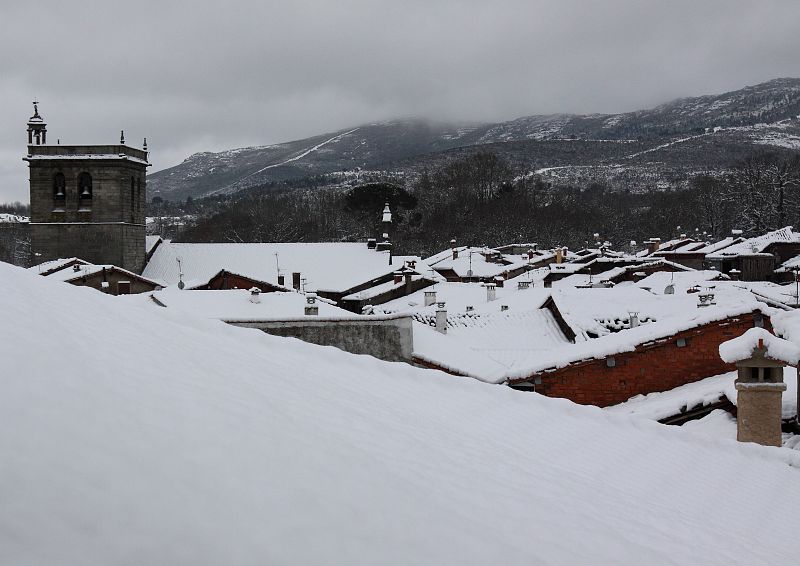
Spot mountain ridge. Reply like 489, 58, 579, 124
148, 78, 800, 200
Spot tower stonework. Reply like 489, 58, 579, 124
24, 104, 150, 273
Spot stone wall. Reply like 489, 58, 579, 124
30, 223, 145, 273
227, 314, 414, 362
511, 313, 764, 407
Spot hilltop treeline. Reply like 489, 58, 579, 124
178, 151, 800, 256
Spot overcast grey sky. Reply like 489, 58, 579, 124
2, 0, 799, 203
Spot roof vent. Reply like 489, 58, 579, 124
249, 287, 261, 304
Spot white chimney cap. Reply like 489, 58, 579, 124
382, 202, 392, 223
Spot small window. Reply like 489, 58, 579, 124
676, 338, 687, 348
606, 356, 616, 368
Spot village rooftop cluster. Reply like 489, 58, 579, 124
7, 104, 800, 563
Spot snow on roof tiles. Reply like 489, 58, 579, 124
607, 367, 799, 422
707, 226, 800, 258
507, 286, 768, 379
4, 262, 800, 564
143, 241, 402, 292
145, 287, 351, 320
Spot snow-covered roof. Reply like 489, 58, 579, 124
636, 270, 729, 294
729, 281, 799, 307
412, 322, 509, 383
341, 274, 430, 302
607, 367, 799, 424
550, 286, 737, 341
44, 263, 162, 286
145, 235, 162, 255
425, 246, 530, 279
4, 262, 800, 564
28, 257, 89, 275
0, 212, 28, 223
706, 226, 800, 259
376, 281, 551, 316
143, 241, 407, 292
508, 286, 768, 379
694, 236, 744, 255
719, 327, 800, 365
146, 287, 351, 320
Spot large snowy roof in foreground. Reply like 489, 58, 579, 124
143, 241, 407, 292
2, 263, 800, 564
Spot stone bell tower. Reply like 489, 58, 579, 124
24, 103, 150, 273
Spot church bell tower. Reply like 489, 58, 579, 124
24, 103, 150, 273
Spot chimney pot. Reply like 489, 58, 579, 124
424, 290, 436, 306
292, 272, 301, 290
486, 282, 497, 302
435, 302, 447, 334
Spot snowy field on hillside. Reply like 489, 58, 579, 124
2, 262, 800, 565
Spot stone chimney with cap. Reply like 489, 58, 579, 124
435, 302, 447, 334
646, 238, 661, 255
451, 239, 458, 260
305, 293, 319, 316
720, 328, 798, 447
486, 282, 497, 302
424, 290, 436, 306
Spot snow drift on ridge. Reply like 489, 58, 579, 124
1, 262, 800, 565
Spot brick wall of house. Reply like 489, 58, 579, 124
512, 312, 766, 407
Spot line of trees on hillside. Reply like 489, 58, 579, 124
177, 150, 800, 256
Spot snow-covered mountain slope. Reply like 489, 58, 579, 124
148, 78, 800, 199
2, 262, 800, 565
